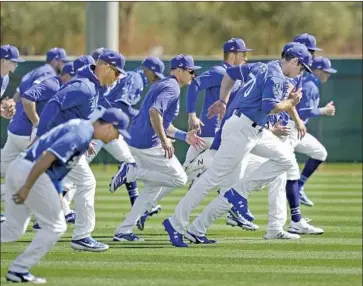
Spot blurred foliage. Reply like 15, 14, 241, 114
0, 1, 362, 56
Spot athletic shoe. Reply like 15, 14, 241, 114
6, 271, 46, 284
65, 211, 76, 224
137, 205, 162, 231
184, 231, 216, 244
0, 214, 5, 223
113, 232, 143, 242
229, 206, 255, 222
70, 237, 109, 252
288, 218, 324, 235
264, 230, 300, 240
109, 162, 136, 193
223, 189, 251, 219
225, 213, 259, 231
299, 188, 314, 207
162, 218, 188, 247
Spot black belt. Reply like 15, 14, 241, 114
234, 110, 264, 132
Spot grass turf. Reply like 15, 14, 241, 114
1, 163, 362, 286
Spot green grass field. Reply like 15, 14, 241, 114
1, 163, 362, 286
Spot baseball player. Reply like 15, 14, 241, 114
295, 57, 337, 206
0, 44, 25, 223
34, 49, 124, 252
47, 55, 96, 227
108, 54, 205, 242
182, 44, 327, 243
163, 44, 311, 247
11, 47, 70, 103
184, 38, 251, 181
86, 56, 165, 215
184, 42, 324, 240
1, 108, 130, 284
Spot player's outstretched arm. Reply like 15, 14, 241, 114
12, 152, 57, 204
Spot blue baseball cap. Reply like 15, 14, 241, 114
293, 33, 322, 52
61, 62, 75, 76
98, 49, 126, 75
311, 57, 337, 74
142, 56, 165, 79
0, 45, 25, 62
170, 54, 201, 70
91, 47, 105, 61
74, 55, 96, 71
100, 107, 130, 139
46, 48, 70, 62
283, 42, 313, 73
223, 38, 253, 53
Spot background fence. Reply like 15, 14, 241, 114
1, 58, 362, 163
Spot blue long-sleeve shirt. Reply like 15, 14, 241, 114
186, 62, 243, 137
37, 65, 100, 136
296, 73, 322, 125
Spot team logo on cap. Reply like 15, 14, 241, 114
151, 66, 156, 70
178, 63, 183, 67
230, 46, 235, 51
111, 61, 116, 64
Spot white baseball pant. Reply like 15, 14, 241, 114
295, 132, 328, 161
187, 154, 288, 236
1, 157, 67, 273
62, 155, 97, 240
1, 131, 32, 200
61, 135, 136, 215
115, 144, 187, 234
169, 113, 295, 234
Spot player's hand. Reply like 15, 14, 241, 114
323, 101, 335, 116
86, 141, 96, 157
295, 119, 307, 140
271, 121, 290, 138
13, 186, 31, 204
186, 129, 207, 150
207, 100, 226, 119
1, 98, 16, 119
188, 114, 204, 133
288, 87, 302, 106
161, 138, 175, 159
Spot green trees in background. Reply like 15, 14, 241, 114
1, 1, 362, 56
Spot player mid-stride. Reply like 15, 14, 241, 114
0, 108, 130, 284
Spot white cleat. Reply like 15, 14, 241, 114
288, 218, 324, 235
264, 230, 300, 240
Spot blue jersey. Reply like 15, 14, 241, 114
36, 65, 100, 137
268, 63, 303, 126
98, 69, 146, 119
229, 61, 286, 126
1, 75, 9, 98
23, 119, 93, 192
296, 73, 322, 125
186, 62, 243, 137
127, 75, 180, 149
18, 63, 56, 94
8, 76, 62, 136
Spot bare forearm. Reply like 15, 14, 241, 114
287, 106, 302, 124
22, 98, 39, 126
149, 108, 168, 142
219, 74, 236, 104
23, 152, 56, 189
269, 99, 295, 114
